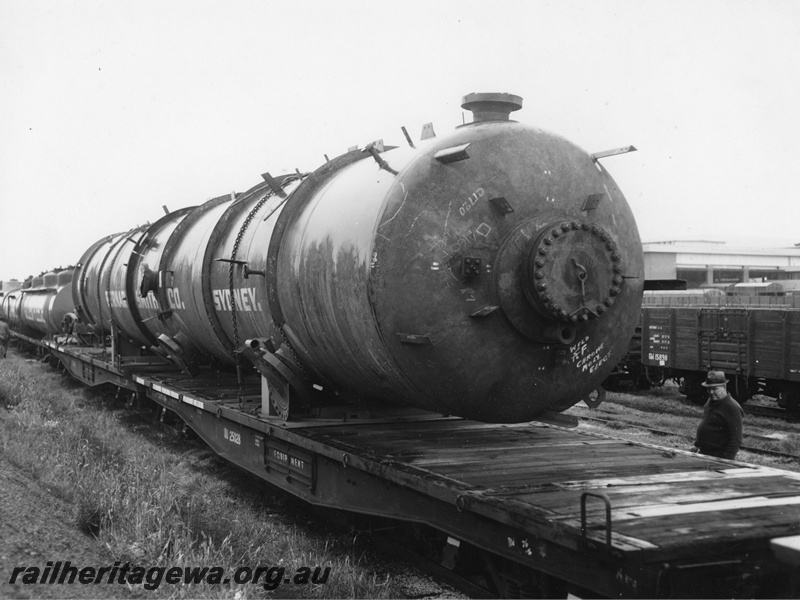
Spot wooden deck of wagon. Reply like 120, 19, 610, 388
137, 365, 800, 596
30, 338, 800, 597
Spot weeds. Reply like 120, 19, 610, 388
0, 355, 399, 598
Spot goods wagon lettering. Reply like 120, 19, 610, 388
223, 427, 241, 445
648, 352, 668, 364
649, 331, 670, 344
212, 287, 263, 312
166, 288, 186, 310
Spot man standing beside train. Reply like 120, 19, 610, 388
0, 316, 10, 359
692, 371, 744, 460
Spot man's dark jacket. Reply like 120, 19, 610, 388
695, 393, 744, 459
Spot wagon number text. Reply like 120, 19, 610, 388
224, 427, 241, 445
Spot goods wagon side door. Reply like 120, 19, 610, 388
698, 308, 748, 372
786, 310, 800, 383
749, 308, 795, 381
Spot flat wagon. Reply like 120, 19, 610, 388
15, 332, 800, 598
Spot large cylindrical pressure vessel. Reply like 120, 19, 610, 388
59, 93, 643, 423
203, 182, 288, 360
73, 232, 129, 333
148, 179, 302, 366
155, 195, 238, 362
126, 207, 196, 349
268, 95, 644, 422
105, 211, 196, 351
104, 229, 155, 349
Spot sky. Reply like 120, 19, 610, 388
2, 0, 800, 281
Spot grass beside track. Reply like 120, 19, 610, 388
0, 352, 399, 599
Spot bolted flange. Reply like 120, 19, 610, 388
523, 220, 624, 322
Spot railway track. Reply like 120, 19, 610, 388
744, 402, 800, 421
578, 414, 800, 463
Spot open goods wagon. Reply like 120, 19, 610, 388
641, 305, 800, 411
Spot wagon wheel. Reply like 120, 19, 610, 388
640, 365, 666, 389
680, 374, 707, 406
728, 375, 753, 404
778, 389, 800, 415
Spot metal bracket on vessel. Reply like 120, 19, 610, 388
398, 333, 434, 345
489, 196, 514, 215
591, 145, 637, 161
213, 258, 265, 279
364, 142, 398, 175
581, 193, 605, 212
401, 126, 416, 148
470, 305, 499, 318
434, 143, 470, 164
261, 172, 288, 198
241, 341, 315, 421
582, 386, 607, 409
155, 333, 199, 376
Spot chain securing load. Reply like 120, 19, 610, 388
228, 173, 319, 420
